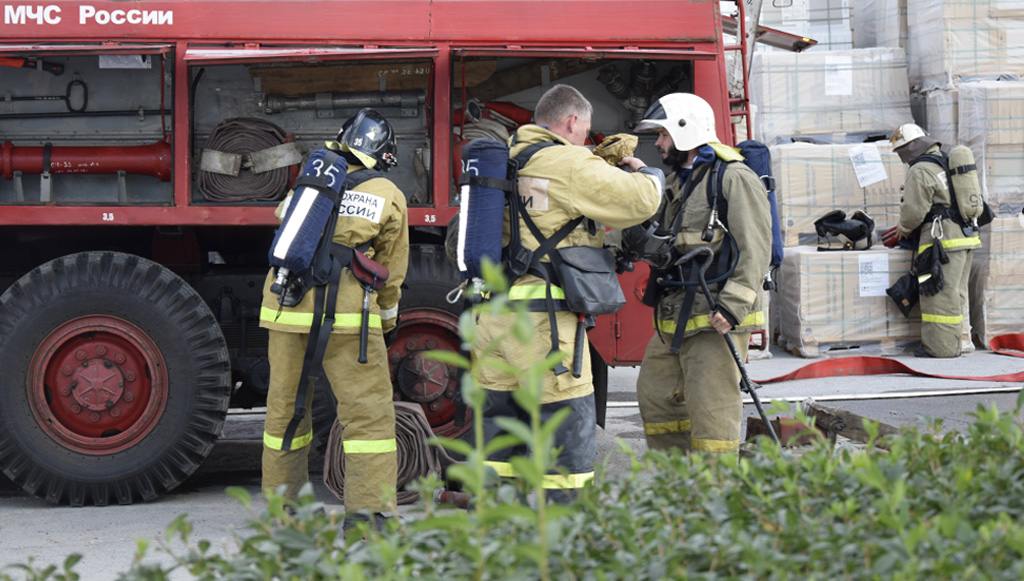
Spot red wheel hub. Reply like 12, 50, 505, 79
389, 307, 471, 439
29, 316, 168, 454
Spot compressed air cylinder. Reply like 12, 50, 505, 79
457, 138, 508, 280
947, 144, 984, 223
268, 149, 348, 274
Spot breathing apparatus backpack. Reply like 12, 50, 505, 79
454, 137, 563, 288
702, 140, 783, 289
912, 145, 991, 234
269, 149, 349, 306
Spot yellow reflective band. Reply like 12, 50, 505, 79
259, 307, 382, 329
656, 310, 765, 335
541, 471, 594, 490
644, 419, 692, 436
940, 235, 981, 249
922, 313, 963, 324
919, 234, 982, 253
343, 438, 397, 454
263, 430, 313, 451
509, 284, 566, 300
692, 437, 740, 453
484, 461, 516, 478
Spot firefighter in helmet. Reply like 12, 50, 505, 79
259, 108, 409, 529
633, 93, 771, 453
891, 122, 980, 358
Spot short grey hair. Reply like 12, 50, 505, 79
534, 84, 593, 126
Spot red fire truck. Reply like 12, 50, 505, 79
0, 0, 789, 505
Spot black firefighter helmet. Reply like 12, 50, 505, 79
328, 108, 398, 171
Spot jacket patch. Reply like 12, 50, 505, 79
340, 190, 385, 223
518, 176, 550, 211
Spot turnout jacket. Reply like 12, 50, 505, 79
654, 145, 771, 339
507, 124, 663, 288
898, 144, 982, 254
259, 163, 409, 335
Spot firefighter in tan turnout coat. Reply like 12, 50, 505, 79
634, 93, 772, 454
260, 109, 409, 525
476, 84, 663, 502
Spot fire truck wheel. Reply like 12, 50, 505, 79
0, 252, 231, 506
390, 243, 472, 443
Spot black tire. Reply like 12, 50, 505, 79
0, 252, 231, 506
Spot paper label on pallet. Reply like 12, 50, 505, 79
849, 144, 887, 188
824, 55, 853, 96
858, 253, 889, 297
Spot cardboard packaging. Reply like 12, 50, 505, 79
771, 142, 907, 247
775, 246, 921, 357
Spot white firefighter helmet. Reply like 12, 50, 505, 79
889, 123, 927, 150
635, 93, 719, 152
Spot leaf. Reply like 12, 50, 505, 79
509, 456, 544, 486
225, 486, 252, 508
513, 543, 545, 567
424, 349, 470, 368
493, 417, 534, 445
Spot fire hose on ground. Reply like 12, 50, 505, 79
324, 401, 464, 506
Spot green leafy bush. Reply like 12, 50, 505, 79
4, 261, 1024, 580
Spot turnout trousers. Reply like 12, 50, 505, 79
636, 329, 750, 453
262, 330, 397, 512
920, 248, 973, 358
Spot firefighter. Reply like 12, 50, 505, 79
633, 93, 771, 453
891, 123, 981, 358
259, 109, 409, 529
475, 84, 664, 503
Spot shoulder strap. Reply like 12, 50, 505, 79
343, 168, 384, 191
913, 152, 967, 226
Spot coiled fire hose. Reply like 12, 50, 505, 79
196, 117, 295, 202
324, 402, 459, 506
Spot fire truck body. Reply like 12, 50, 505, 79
0, 0, 744, 505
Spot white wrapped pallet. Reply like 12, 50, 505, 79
907, 0, 1024, 91
971, 214, 1024, 347
958, 80, 1024, 213
770, 142, 906, 246
775, 246, 921, 357
751, 47, 913, 144
853, 0, 907, 52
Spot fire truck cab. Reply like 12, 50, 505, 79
0, 0, 756, 505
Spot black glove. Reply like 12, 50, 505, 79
383, 328, 398, 349
915, 244, 948, 297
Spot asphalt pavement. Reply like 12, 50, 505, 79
1, 344, 1022, 580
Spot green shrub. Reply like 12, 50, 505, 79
4, 261, 1024, 580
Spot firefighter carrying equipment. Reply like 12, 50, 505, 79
271, 162, 391, 452
813, 209, 876, 251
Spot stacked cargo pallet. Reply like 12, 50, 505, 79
754, 0, 1024, 357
